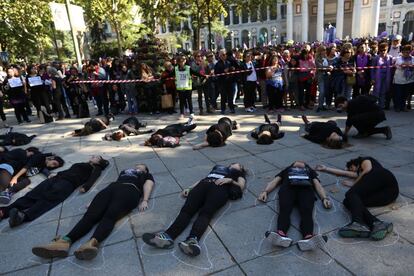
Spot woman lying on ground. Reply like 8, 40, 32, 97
32, 163, 154, 260
258, 161, 331, 251
104, 116, 153, 141
144, 117, 196, 148
251, 114, 285, 145
316, 156, 398, 240
0, 156, 109, 228
143, 163, 246, 257
193, 117, 237, 150
0, 130, 36, 147
301, 115, 345, 149
0, 149, 64, 204
72, 114, 114, 136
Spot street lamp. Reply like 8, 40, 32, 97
271, 26, 277, 44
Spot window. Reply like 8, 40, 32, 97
407, 0, 414, 2
363, 0, 370, 5
378, 23, 386, 35
242, 7, 249, 23
260, 5, 268, 21
393, 0, 402, 4
296, 4, 301, 14
281, 5, 287, 19
270, 4, 277, 20
232, 7, 239, 24
224, 7, 230, 25
380, 0, 387, 6
251, 10, 258, 22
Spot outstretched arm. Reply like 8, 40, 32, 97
182, 181, 200, 197
193, 139, 209, 150
258, 176, 282, 202
315, 164, 358, 178
139, 179, 155, 211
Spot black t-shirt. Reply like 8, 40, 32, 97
57, 162, 102, 191
204, 165, 243, 182
276, 165, 319, 187
304, 121, 343, 144
24, 153, 46, 170
346, 96, 384, 127
357, 156, 383, 174
206, 123, 232, 141
117, 169, 154, 191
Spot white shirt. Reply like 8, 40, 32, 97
245, 62, 257, 82
393, 56, 414, 85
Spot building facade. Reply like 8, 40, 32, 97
157, 0, 414, 51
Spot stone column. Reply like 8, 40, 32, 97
371, 0, 380, 36
336, 0, 344, 39
316, 0, 324, 41
352, 0, 362, 37
302, 0, 309, 42
229, 6, 234, 25
286, 0, 294, 40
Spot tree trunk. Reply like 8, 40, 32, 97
193, 26, 201, 50
113, 21, 123, 57
207, 0, 212, 50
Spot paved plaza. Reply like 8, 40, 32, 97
0, 103, 413, 276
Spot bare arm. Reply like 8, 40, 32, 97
193, 141, 209, 150
10, 168, 28, 185
313, 178, 332, 209
316, 165, 358, 178
346, 160, 372, 187
258, 176, 282, 202
182, 180, 200, 197
138, 179, 155, 211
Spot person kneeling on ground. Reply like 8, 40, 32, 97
144, 117, 196, 148
142, 163, 246, 257
301, 115, 345, 149
32, 163, 154, 260
258, 161, 331, 251
104, 116, 153, 141
251, 114, 285, 145
335, 95, 392, 140
72, 114, 114, 136
0, 156, 109, 228
0, 150, 65, 204
193, 117, 237, 150
316, 156, 398, 241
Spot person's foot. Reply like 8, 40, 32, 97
265, 231, 292, 248
299, 106, 305, 111
74, 238, 99, 260
207, 107, 214, 114
185, 108, 190, 114
199, 109, 204, 115
187, 115, 195, 125
190, 113, 195, 117
179, 114, 185, 119
230, 109, 235, 114
65, 114, 71, 119
301, 115, 309, 125
316, 107, 321, 112
297, 235, 328, 251
32, 237, 71, 258
178, 237, 201, 257
142, 232, 174, 249
25, 119, 31, 123
245, 107, 254, 113
277, 113, 282, 123
3, 123, 9, 128
370, 221, 393, 241
8, 208, 25, 228
384, 127, 392, 140
0, 191, 14, 205
338, 222, 371, 238
220, 110, 225, 115
56, 117, 64, 121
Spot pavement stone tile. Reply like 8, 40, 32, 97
378, 204, 414, 244
2, 264, 49, 276
256, 148, 315, 168
50, 240, 142, 276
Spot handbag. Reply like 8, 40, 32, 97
161, 94, 173, 109
346, 75, 356, 86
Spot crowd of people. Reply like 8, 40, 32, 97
0, 35, 413, 125
0, 34, 408, 265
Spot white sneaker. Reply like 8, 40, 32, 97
265, 231, 292, 248
297, 235, 328, 251
245, 108, 254, 113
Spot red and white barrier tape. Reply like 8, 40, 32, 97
72, 64, 414, 84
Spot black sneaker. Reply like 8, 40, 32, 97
179, 237, 201, 257
384, 127, 392, 140
265, 231, 292, 248
297, 235, 328, 251
264, 114, 271, 124
142, 232, 174, 249
370, 221, 393, 241
338, 222, 371, 238
8, 208, 25, 228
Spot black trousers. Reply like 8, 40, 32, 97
32, 90, 52, 114
67, 182, 140, 243
267, 85, 284, 110
343, 169, 399, 228
1, 178, 74, 221
277, 184, 315, 237
52, 90, 70, 118
348, 111, 387, 135
0, 97, 7, 121
166, 180, 229, 240
217, 82, 234, 112
298, 80, 311, 107
145, 85, 159, 113
95, 86, 109, 115
13, 103, 29, 123
243, 81, 257, 108
178, 90, 193, 115
196, 85, 209, 110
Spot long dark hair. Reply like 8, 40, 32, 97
346, 157, 364, 170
